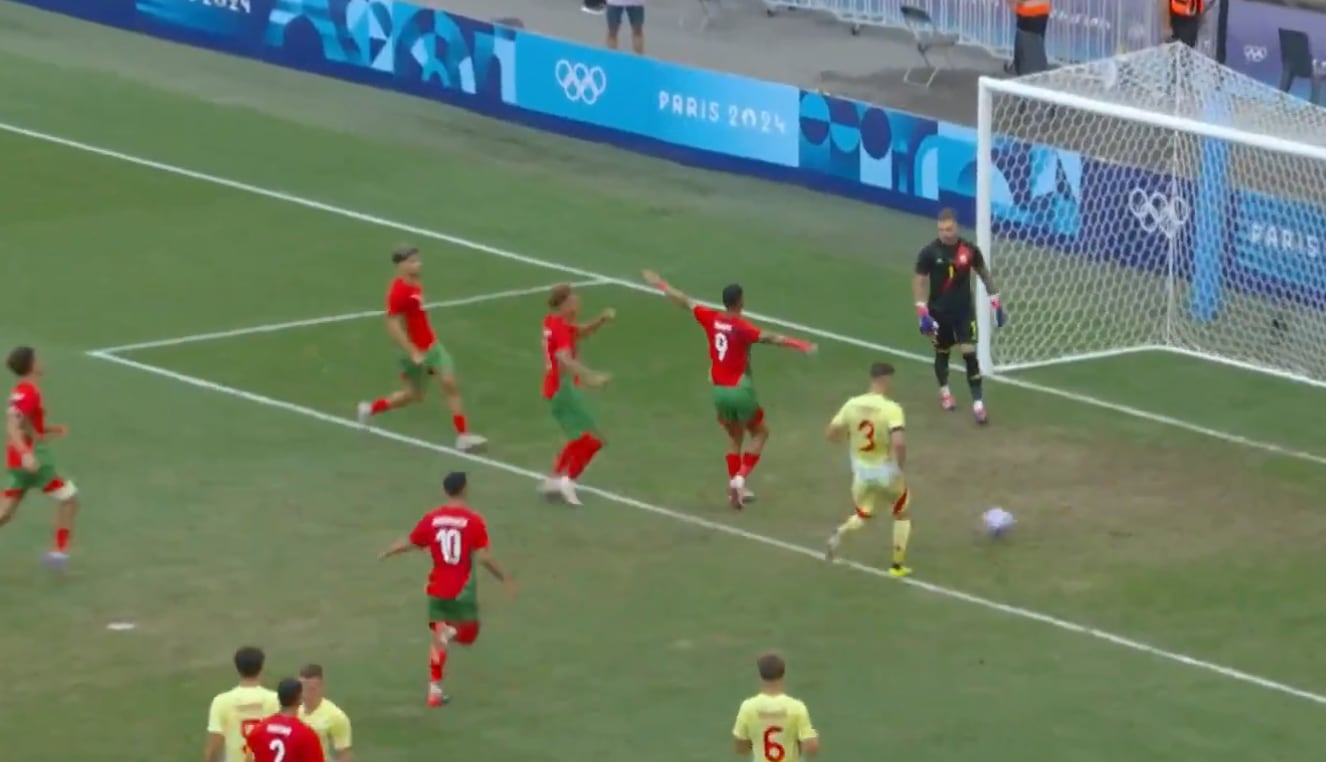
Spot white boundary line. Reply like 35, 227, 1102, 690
93, 280, 609, 354
85, 347, 1326, 706
7, 121, 1324, 466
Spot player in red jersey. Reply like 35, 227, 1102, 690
540, 283, 615, 506
245, 678, 325, 762
357, 245, 487, 452
2, 346, 80, 569
643, 272, 816, 509
379, 471, 515, 707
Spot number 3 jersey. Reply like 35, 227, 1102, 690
831, 393, 905, 484
408, 504, 491, 600
693, 305, 762, 386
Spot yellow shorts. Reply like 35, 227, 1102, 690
851, 477, 909, 519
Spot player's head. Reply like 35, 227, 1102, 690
721, 284, 744, 313
6, 346, 38, 378
755, 651, 786, 685
443, 471, 468, 499
276, 677, 304, 712
298, 663, 324, 703
392, 244, 422, 276
548, 283, 580, 316
869, 361, 895, 394
937, 208, 959, 245
233, 645, 266, 680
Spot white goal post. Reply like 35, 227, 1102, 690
975, 43, 1326, 388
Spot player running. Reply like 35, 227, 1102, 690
357, 244, 487, 452
205, 646, 280, 762
297, 664, 352, 762
2, 346, 80, 569
540, 283, 615, 506
912, 208, 1006, 424
378, 471, 516, 708
642, 271, 816, 509
245, 678, 326, 762
731, 652, 819, 762
823, 362, 912, 577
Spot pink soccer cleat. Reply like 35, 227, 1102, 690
939, 389, 957, 411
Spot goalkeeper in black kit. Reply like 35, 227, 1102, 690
912, 208, 1007, 424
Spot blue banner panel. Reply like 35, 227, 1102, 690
1224, 0, 1326, 104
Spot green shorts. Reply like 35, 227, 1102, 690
549, 385, 598, 438
712, 378, 761, 426
399, 344, 453, 390
428, 595, 479, 623
4, 445, 63, 496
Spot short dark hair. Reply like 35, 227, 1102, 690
233, 646, 266, 678
548, 283, 573, 309
298, 663, 324, 680
6, 346, 35, 377
756, 651, 786, 681
870, 362, 895, 379
937, 208, 957, 224
443, 471, 468, 498
721, 284, 744, 310
391, 244, 419, 264
276, 677, 304, 708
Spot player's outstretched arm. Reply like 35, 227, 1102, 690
759, 333, 817, 354
642, 270, 693, 310
576, 308, 617, 338
556, 349, 610, 387
377, 537, 420, 560
475, 547, 517, 598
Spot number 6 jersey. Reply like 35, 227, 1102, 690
408, 504, 491, 600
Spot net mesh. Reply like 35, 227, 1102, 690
984, 43, 1326, 383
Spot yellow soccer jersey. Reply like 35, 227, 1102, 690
832, 392, 905, 467
732, 693, 817, 762
299, 698, 352, 758
207, 684, 279, 762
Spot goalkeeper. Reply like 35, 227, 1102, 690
912, 208, 1006, 425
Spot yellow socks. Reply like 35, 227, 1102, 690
892, 519, 912, 566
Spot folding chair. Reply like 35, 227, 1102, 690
899, 5, 959, 88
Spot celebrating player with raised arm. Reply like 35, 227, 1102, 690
379, 471, 515, 708
912, 209, 1006, 424
642, 271, 816, 509
731, 652, 819, 762
823, 362, 913, 577
2, 346, 80, 570
245, 678, 325, 762
205, 646, 280, 762
540, 283, 615, 506
357, 244, 487, 452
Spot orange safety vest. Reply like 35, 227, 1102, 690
1170, 0, 1203, 16
1015, 0, 1050, 17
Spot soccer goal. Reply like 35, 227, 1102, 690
975, 43, 1326, 389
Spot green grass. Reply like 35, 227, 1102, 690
1, 4, 1326, 762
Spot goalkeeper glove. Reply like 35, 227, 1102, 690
916, 303, 937, 335
991, 294, 1007, 328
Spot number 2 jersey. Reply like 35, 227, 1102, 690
693, 305, 762, 386
245, 714, 325, 762
831, 392, 905, 485
408, 504, 490, 600
732, 692, 817, 762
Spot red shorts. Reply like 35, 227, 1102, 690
431, 620, 480, 645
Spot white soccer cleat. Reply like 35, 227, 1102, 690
455, 433, 488, 453
356, 401, 372, 427
973, 401, 989, 426
728, 475, 747, 510
42, 551, 69, 572
539, 477, 562, 501
558, 476, 582, 506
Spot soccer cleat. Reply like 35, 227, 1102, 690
727, 475, 747, 510
973, 402, 989, 426
455, 433, 488, 453
888, 564, 913, 578
539, 477, 562, 501
741, 488, 757, 503
824, 533, 840, 562
356, 401, 372, 427
939, 389, 957, 411
42, 551, 69, 572
558, 476, 582, 506
426, 686, 452, 708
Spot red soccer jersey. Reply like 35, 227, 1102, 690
693, 306, 762, 386
245, 714, 325, 762
542, 314, 580, 399
408, 504, 491, 599
386, 277, 436, 351
6, 381, 44, 469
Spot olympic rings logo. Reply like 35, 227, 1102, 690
1128, 188, 1190, 241
555, 60, 607, 105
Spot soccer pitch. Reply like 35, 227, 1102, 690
3, 4, 1326, 761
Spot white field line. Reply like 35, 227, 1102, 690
7, 121, 1325, 469
86, 348, 1326, 707
93, 280, 609, 354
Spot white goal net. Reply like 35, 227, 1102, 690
976, 43, 1326, 388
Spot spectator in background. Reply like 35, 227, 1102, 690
1009, 0, 1050, 76
606, 0, 645, 55
1163, 0, 1204, 48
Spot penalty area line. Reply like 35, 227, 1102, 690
83, 350, 1326, 707
90, 280, 611, 355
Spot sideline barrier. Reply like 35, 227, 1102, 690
15, 0, 1326, 307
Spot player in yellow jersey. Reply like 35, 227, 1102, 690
297, 663, 353, 762
823, 362, 913, 577
205, 646, 280, 762
732, 652, 819, 762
